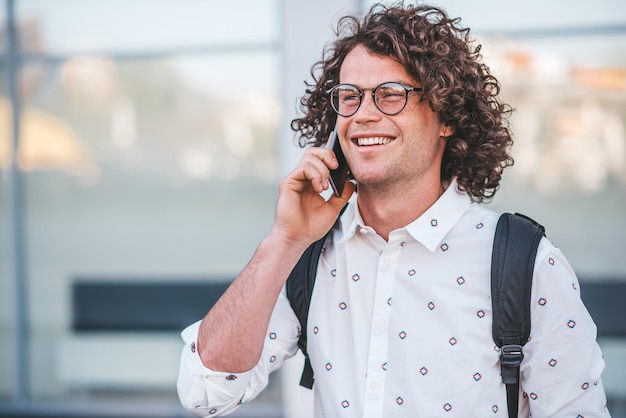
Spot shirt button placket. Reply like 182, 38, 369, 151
363, 238, 402, 418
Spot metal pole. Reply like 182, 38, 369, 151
5, 0, 29, 404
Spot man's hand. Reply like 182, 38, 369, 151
271, 146, 356, 248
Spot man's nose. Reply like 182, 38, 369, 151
354, 92, 382, 122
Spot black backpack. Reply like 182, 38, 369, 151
286, 212, 545, 418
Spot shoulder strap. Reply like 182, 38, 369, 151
491, 212, 545, 418
285, 234, 327, 389
285, 205, 347, 389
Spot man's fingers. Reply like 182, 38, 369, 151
305, 147, 338, 169
289, 148, 338, 192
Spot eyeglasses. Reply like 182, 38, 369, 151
329, 82, 424, 117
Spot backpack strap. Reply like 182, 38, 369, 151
491, 213, 545, 418
285, 235, 327, 389
285, 205, 347, 389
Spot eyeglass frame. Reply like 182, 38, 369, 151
328, 81, 424, 117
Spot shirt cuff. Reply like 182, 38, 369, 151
178, 320, 254, 411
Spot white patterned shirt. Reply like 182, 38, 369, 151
178, 181, 610, 417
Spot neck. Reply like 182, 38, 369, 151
356, 178, 446, 241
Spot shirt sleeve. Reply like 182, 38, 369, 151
177, 286, 301, 417
521, 237, 611, 417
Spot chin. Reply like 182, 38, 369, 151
350, 165, 392, 185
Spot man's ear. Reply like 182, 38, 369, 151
440, 124, 454, 138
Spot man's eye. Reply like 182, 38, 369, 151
378, 89, 404, 99
341, 93, 360, 102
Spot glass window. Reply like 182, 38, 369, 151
16, 0, 279, 54
0, 0, 282, 413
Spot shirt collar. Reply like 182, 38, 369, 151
338, 198, 364, 244
405, 179, 472, 252
338, 178, 472, 250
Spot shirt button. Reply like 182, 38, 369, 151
370, 381, 380, 390
375, 318, 385, 327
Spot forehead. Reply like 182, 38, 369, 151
339, 44, 416, 86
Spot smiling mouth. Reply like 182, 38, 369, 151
356, 137, 394, 146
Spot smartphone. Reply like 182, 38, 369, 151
328, 126, 350, 197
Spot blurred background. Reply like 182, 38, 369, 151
0, 0, 624, 417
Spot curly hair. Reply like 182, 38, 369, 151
290, 2, 514, 202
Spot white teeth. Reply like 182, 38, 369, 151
357, 137, 393, 146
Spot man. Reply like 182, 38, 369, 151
178, 3, 610, 417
